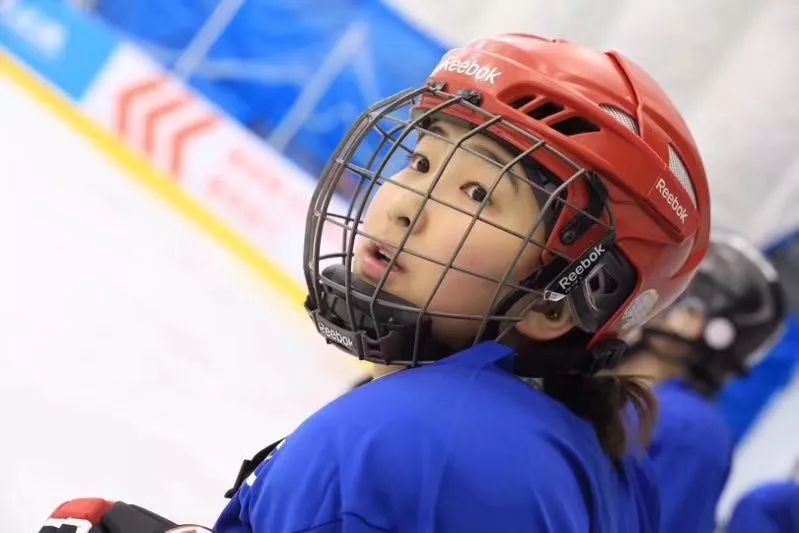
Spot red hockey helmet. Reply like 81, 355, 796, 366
304, 34, 710, 375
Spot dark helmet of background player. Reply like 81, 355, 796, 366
630, 232, 787, 396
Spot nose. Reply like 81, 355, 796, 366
385, 180, 429, 235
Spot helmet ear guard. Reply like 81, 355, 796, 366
490, 240, 636, 376
529, 173, 637, 342
566, 244, 637, 334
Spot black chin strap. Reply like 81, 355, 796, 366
506, 328, 628, 377
631, 328, 725, 397
630, 329, 693, 365
225, 375, 376, 499
224, 438, 285, 498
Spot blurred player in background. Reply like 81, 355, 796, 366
41, 34, 710, 532
613, 232, 787, 533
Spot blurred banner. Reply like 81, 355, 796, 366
0, 0, 115, 98
91, 0, 447, 176
1, 0, 324, 289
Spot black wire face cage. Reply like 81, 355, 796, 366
304, 85, 627, 369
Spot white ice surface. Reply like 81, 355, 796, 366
0, 74, 364, 531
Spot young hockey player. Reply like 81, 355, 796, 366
213, 33, 710, 532
614, 232, 787, 533
41, 33, 710, 532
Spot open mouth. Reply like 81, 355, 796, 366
359, 242, 407, 282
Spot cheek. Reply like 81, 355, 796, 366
426, 224, 540, 316
426, 270, 500, 348
451, 223, 541, 282
361, 187, 391, 232
431, 269, 499, 315
424, 229, 541, 348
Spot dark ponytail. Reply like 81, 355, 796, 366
543, 374, 657, 461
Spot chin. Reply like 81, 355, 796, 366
431, 316, 481, 351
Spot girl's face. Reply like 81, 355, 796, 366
354, 119, 546, 348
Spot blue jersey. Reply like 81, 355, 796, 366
649, 380, 734, 533
728, 482, 799, 533
215, 342, 658, 532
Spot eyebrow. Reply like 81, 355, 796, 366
425, 120, 520, 193
468, 145, 521, 193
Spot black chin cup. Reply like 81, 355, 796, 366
305, 265, 439, 366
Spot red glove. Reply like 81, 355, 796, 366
39, 498, 210, 533
40, 498, 114, 532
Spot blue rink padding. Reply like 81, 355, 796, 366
717, 230, 799, 445
91, 0, 447, 175
0, 0, 117, 100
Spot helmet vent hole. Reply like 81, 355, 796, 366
510, 96, 537, 109
588, 268, 619, 295
668, 144, 697, 207
528, 101, 564, 120
551, 116, 600, 136
600, 104, 640, 135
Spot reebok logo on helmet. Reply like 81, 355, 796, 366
318, 321, 354, 349
433, 57, 502, 85
655, 178, 688, 224
556, 243, 607, 293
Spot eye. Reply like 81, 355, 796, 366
408, 153, 430, 173
462, 182, 491, 205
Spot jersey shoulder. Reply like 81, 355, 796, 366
303, 356, 605, 465
654, 380, 732, 453
225, 352, 655, 532
283, 359, 620, 525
